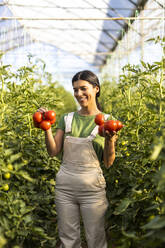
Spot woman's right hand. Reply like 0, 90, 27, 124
37, 107, 48, 114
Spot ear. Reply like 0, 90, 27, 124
95, 85, 99, 94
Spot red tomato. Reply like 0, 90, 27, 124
40, 120, 51, 131
33, 112, 43, 123
95, 113, 105, 126
104, 120, 117, 132
50, 117, 56, 125
44, 110, 56, 121
98, 124, 105, 137
116, 120, 124, 131
33, 120, 40, 128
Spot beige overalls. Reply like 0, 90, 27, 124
55, 112, 109, 248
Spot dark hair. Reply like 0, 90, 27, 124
72, 70, 102, 110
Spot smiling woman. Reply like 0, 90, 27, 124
73, 80, 99, 110
35, 70, 118, 248
72, 70, 101, 114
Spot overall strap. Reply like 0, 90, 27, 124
88, 113, 110, 139
64, 112, 74, 133
64, 112, 110, 137
104, 114, 110, 120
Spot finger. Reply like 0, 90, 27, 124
105, 131, 114, 139
37, 107, 47, 113
105, 130, 111, 136
105, 130, 116, 136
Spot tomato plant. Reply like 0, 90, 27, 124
0, 40, 164, 248
0, 57, 77, 247
100, 50, 165, 247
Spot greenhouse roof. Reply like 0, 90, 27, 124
0, 0, 164, 87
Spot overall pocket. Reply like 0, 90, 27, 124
97, 173, 106, 188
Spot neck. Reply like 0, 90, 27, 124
78, 106, 100, 116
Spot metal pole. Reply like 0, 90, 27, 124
0, 17, 164, 21
140, 9, 144, 61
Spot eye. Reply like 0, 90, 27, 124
81, 87, 87, 91
73, 88, 78, 93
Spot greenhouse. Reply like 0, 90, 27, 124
0, 0, 164, 90
0, 0, 165, 248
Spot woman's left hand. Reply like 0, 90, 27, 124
104, 130, 118, 167
105, 130, 118, 143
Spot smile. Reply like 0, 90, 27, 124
78, 98, 87, 102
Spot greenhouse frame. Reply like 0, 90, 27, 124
0, 0, 164, 90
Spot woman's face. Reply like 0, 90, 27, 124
73, 80, 99, 108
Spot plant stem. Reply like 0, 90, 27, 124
136, 95, 143, 142
28, 114, 32, 137
0, 74, 4, 105
127, 86, 131, 120
159, 62, 164, 128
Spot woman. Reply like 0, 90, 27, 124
38, 70, 117, 248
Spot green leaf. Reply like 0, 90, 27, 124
32, 227, 47, 238
150, 144, 163, 160
9, 153, 22, 163
0, 233, 7, 248
142, 216, 165, 229
141, 60, 147, 69
31, 99, 40, 108
17, 170, 35, 183
113, 198, 132, 215
122, 228, 139, 239
4, 149, 14, 157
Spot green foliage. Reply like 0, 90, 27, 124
1, 41, 165, 247
100, 56, 165, 247
0, 59, 77, 247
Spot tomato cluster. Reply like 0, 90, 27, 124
95, 113, 123, 137
33, 110, 56, 131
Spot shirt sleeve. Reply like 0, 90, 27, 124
56, 114, 66, 131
